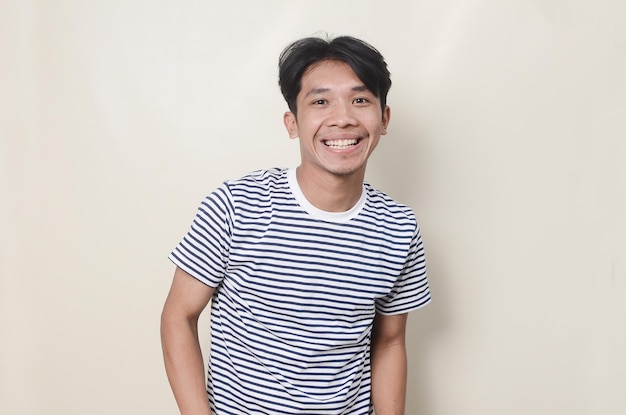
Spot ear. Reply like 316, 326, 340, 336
283, 112, 299, 139
381, 106, 391, 135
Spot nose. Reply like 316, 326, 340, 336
327, 101, 358, 127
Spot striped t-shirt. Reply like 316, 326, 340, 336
169, 167, 431, 415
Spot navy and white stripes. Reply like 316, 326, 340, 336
169, 168, 430, 414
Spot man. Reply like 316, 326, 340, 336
161, 35, 431, 415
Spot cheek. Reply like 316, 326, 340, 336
297, 116, 323, 135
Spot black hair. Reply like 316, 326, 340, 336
278, 35, 392, 115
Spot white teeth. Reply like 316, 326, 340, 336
325, 139, 357, 148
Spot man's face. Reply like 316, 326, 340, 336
284, 60, 390, 180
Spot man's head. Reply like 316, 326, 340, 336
278, 35, 391, 115
279, 35, 392, 184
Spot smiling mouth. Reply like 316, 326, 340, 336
324, 138, 359, 149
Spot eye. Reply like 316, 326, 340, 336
313, 99, 327, 105
353, 97, 369, 104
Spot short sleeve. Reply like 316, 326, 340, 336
168, 184, 234, 288
375, 223, 431, 315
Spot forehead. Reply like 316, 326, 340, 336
300, 60, 364, 90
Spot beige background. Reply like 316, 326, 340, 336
1, 0, 625, 414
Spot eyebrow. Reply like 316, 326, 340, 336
304, 85, 370, 98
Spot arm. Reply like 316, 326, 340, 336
161, 267, 215, 415
371, 312, 409, 415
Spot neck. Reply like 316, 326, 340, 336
295, 166, 365, 212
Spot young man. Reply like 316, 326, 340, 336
161, 35, 431, 415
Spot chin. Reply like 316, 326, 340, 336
327, 165, 365, 177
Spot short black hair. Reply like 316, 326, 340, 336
278, 35, 392, 115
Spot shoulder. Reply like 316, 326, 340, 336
363, 183, 417, 225
220, 168, 290, 208
200, 169, 286, 208
224, 168, 287, 190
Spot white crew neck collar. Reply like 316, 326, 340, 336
287, 167, 366, 223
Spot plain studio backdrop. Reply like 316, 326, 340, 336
1, 1, 624, 414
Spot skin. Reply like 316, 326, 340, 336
283, 60, 391, 212
162, 59, 408, 415
371, 313, 409, 415
161, 268, 214, 415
